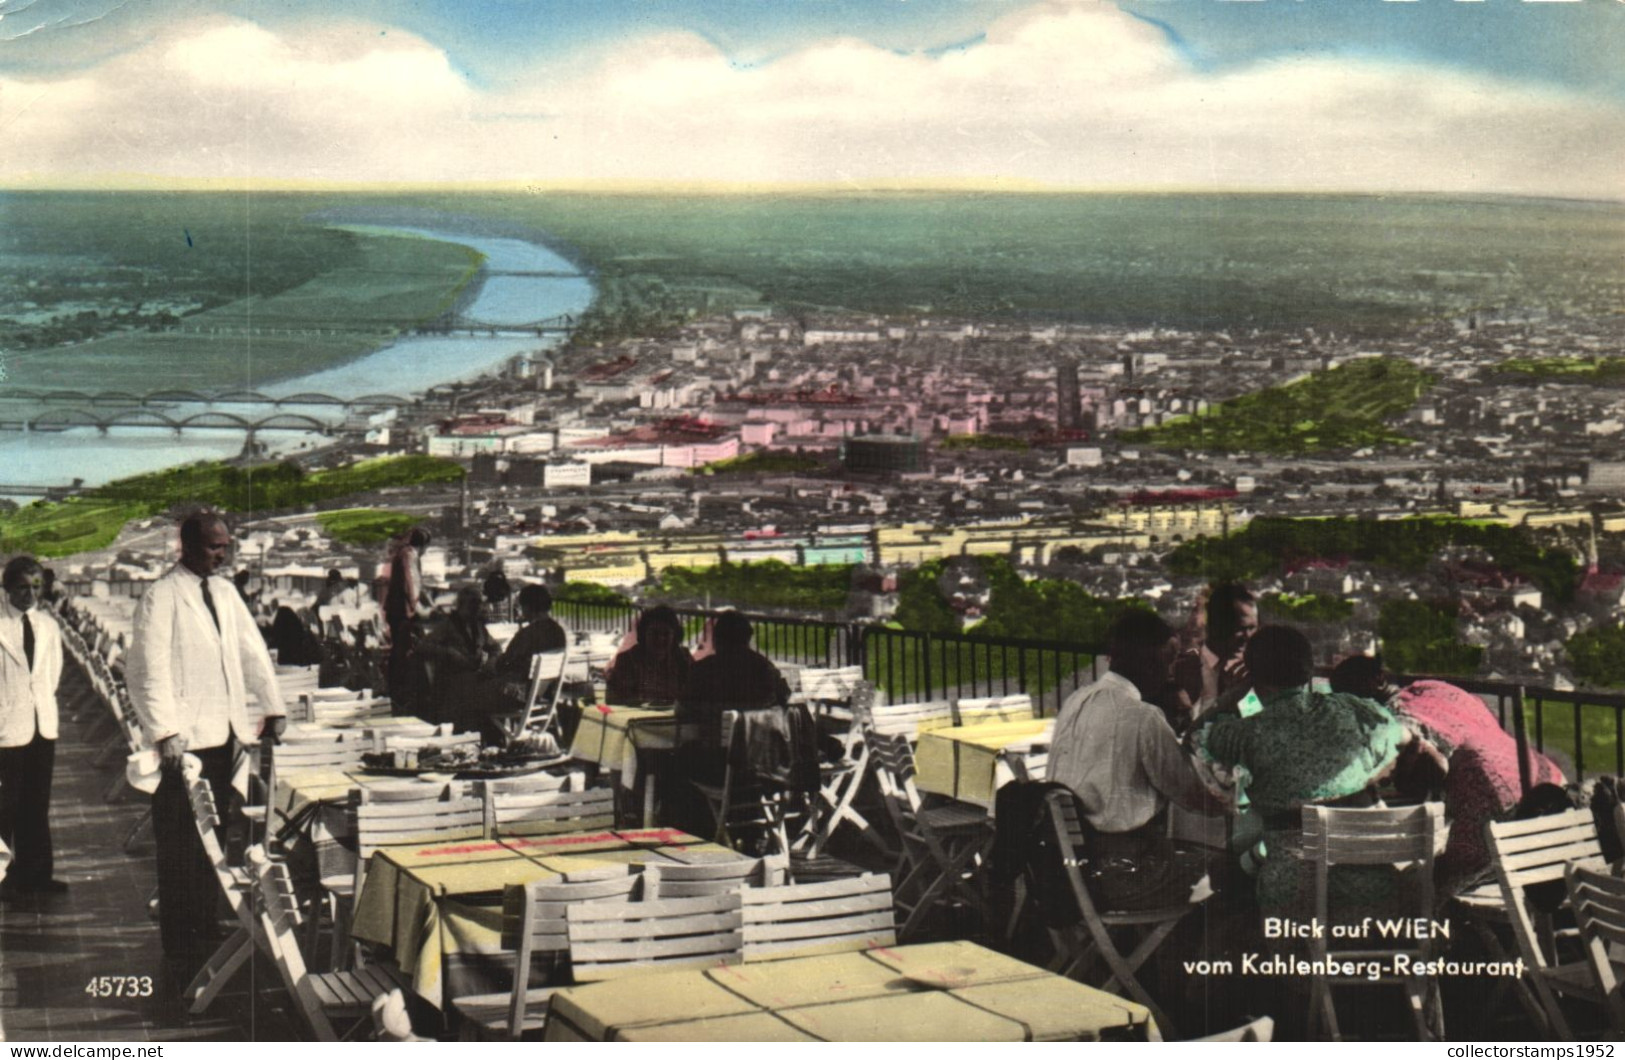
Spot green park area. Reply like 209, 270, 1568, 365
1168, 515, 1578, 602
1496, 356, 1625, 384
697, 450, 827, 476
1121, 357, 1434, 455
0, 455, 463, 558
315, 508, 420, 546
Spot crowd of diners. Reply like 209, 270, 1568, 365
1037, 583, 1575, 1035
0, 511, 1595, 1040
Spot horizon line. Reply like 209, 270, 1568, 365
0, 174, 1620, 205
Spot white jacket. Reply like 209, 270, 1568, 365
127, 563, 284, 749
0, 599, 62, 747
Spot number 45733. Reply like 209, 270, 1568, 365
84, 976, 154, 998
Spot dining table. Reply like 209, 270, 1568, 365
913, 719, 1054, 810
569, 702, 679, 824
541, 939, 1159, 1041
349, 826, 743, 1009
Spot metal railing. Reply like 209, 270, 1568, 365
554, 597, 1625, 779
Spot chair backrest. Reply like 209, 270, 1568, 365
281, 727, 374, 746
482, 786, 615, 838
1301, 804, 1443, 963
641, 856, 782, 898
1488, 807, 1605, 978
867, 700, 955, 740
864, 730, 924, 822
357, 781, 454, 805
311, 697, 393, 725
483, 770, 579, 795
954, 694, 1035, 726
250, 847, 342, 1042
1566, 862, 1625, 1035
500, 869, 641, 1039
566, 891, 744, 983
273, 738, 370, 775
517, 648, 570, 736
1008, 748, 1048, 784
741, 873, 896, 962
186, 773, 251, 924
354, 796, 487, 861
798, 666, 864, 703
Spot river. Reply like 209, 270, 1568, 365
0, 229, 594, 498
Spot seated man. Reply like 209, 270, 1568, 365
677, 611, 792, 778
1047, 609, 1217, 909
672, 612, 806, 843
492, 584, 572, 730
495, 584, 567, 680
415, 586, 502, 735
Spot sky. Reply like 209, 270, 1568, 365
0, 0, 1621, 198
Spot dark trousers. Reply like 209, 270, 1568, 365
0, 733, 56, 885
387, 618, 415, 707
152, 741, 237, 962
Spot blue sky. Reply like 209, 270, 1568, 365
1, 0, 1621, 195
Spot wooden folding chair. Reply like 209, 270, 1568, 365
1040, 788, 1204, 1040
1301, 804, 1446, 1041
1565, 862, 1625, 1036
566, 891, 744, 982
641, 855, 785, 898
796, 666, 864, 705
741, 872, 896, 962
451, 868, 641, 1040
316, 792, 486, 971
510, 648, 569, 739
181, 773, 266, 1014
863, 730, 991, 940
1488, 808, 1608, 1040
866, 699, 955, 741
797, 682, 876, 858
251, 848, 405, 1041
953, 694, 1035, 726
693, 711, 804, 860
481, 785, 615, 839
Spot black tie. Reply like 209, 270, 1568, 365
22, 612, 34, 672
200, 578, 221, 632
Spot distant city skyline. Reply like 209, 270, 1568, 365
1, 0, 1622, 198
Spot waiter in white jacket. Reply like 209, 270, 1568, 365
127, 511, 285, 970
0, 556, 65, 897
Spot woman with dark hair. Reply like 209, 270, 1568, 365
1330, 657, 1566, 894
1197, 625, 1413, 914
605, 605, 692, 707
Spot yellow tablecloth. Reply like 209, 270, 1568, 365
351, 828, 739, 1009
544, 940, 1156, 1041
570, 703, 677, 789
914, 719, 1053, 809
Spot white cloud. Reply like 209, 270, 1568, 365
1, 1, 1620, 198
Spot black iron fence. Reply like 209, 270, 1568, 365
554, 597, 1625, 782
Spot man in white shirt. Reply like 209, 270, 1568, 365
127, 511, 285, 970
0, 556, 66, 897
1048, 609, 1215, 909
